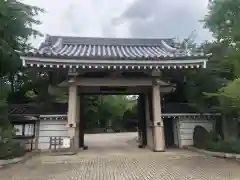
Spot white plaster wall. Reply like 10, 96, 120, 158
38, 120, 68, 150
178, 117, 213, 148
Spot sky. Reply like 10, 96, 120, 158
23, 0, 213, 47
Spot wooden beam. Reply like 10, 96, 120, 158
59, 77, 170, 87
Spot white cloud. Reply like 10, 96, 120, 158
23, 0, 212, 46
118, 0, 212, 42
23, 0, 133, 46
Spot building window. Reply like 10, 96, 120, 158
13, 124, 35, 137
14, 125, 23, 136
24, 124, 34, 136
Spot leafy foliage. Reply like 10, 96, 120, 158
203, 0, 240, 114
204, 0, 240, 42
195, 0, 240, 141
0, 0, 43, 159
217, 78, 240, 116
83, 95, 137, 132
205, 140, 240, 154
175, 0, 240, 120
0, 100, 25, 160
0, 140, 26, 160
0, 0, 44, 77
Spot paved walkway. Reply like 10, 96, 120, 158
1, 133, 240, 180
84, 132, 138, 151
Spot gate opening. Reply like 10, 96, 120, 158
79, 94, 147, 151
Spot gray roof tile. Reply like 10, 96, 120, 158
27, 36, 206, 60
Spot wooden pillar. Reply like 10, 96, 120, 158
75, 94, 80, 149
67, 84, 79, 150
152, 80, 165, 152
137, 94, 147, 148
79, 95, 85, 149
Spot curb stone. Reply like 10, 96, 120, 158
186, 146, 240, 160
47, 151, 76, 156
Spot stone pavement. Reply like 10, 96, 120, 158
1, 133, 240, 180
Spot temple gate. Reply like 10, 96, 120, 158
20, 36, 208, 152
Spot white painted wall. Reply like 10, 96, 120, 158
34, 115, 214, 150
177, 117, 213, 148
38, 119, 68, 150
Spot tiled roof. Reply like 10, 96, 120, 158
162, 102, 218, 114
25, 36, 206, 60
162, 103, 199, 113
8, 103, 68, 115
8, 104, 40, 115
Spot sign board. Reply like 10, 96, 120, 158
63, 137, 70, 148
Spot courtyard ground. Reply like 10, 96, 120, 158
1, 132, 240, 180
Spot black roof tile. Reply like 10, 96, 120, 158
26, 35, 206, 60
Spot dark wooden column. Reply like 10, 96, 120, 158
137, 93, 147, 148
148, 90, 153, 123
79, 95, 88, 150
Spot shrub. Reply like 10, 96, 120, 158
0, 103, 25, 160
0, 140, 26, 160
231, 142, 240, 154
209, 130, 222, 142
193, 125, 210, 148
205, 140, 240, 154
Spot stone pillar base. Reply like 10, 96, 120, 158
153, 125, 165, 152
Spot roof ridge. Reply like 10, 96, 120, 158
44, 35, 176, 47
61, 43, 173, 47
48, 35, 175, 40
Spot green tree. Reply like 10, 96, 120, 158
101, 95, 136, 131
163, 0, 240, 140
162, 40, 220, 112
0, 0, 43, 77
0, 0, 44, 102
83, 95, 137, 132
83, 95, 102, 131
203, 0, 240, 140
0, 0, 43, 159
